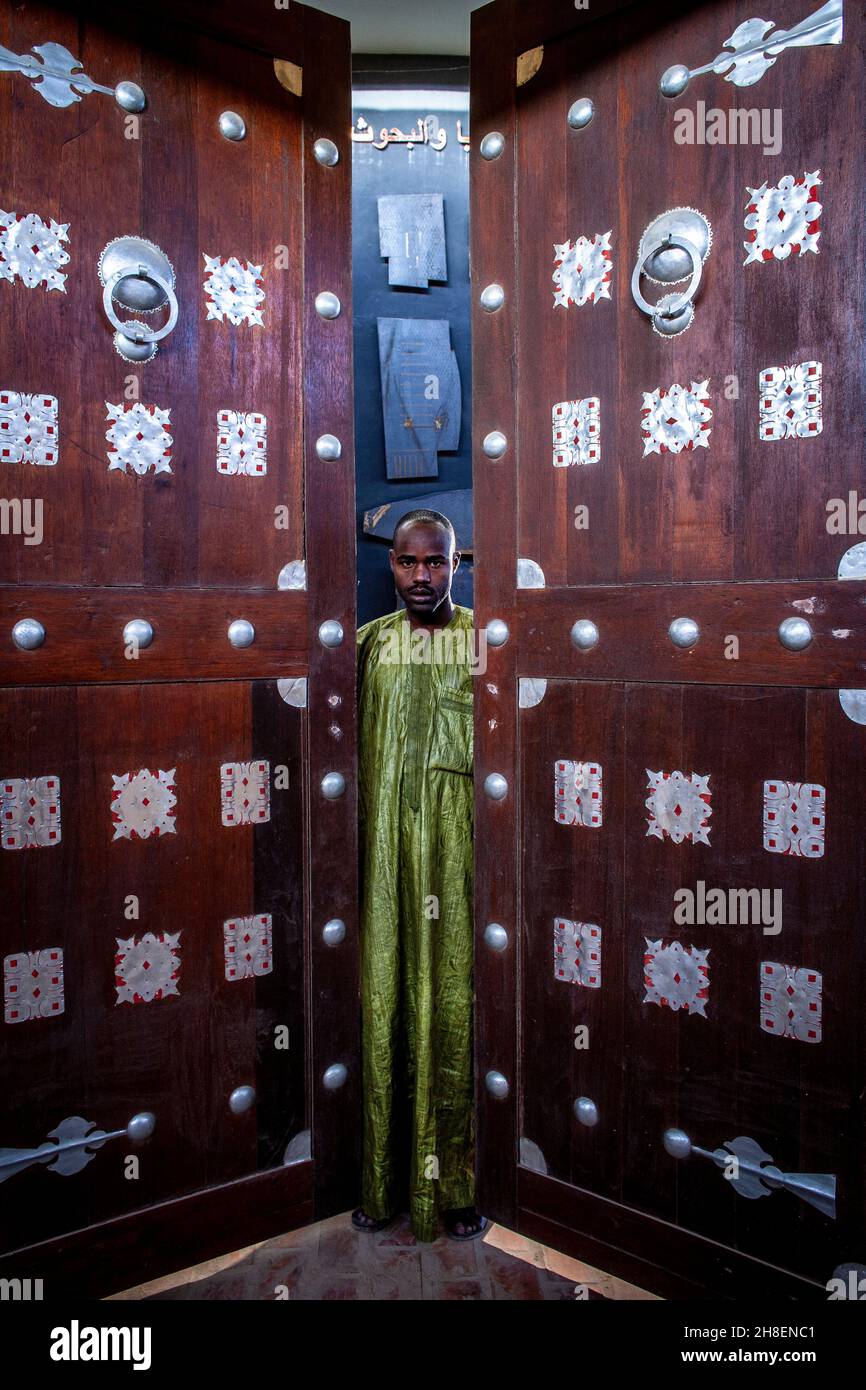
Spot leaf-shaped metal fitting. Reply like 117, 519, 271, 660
659, 0, 843, 96
0, 40, 144, 109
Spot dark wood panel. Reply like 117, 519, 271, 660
620, 682, 861, 1281
0, 1160, 313, 1299
0, 687, 89, 1252
511, 0, 862, 585
0, 588, 306, 684
251, 683, 306, 1171
76, 680, 243, 1225
515, 582, 866, 686
0, 5, 305, 589
300, 1, 359, 1220
1, 0, 354, 1283
732, 0, 866, 581
474, 0, 866, 1293
518, 1168, 825, 1300
471, 0, 520, 1232
0, 680, 308, 1246
519, 681, 625, 1201
81, 0, 308, 64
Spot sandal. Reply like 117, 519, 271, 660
443, 1207, 488, 1242
351, 1207, 396, 1234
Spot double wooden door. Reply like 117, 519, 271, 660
0, 0, 357, 1296
471, 0, 866, 1297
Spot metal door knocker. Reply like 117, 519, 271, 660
98, 236, 178, 362
630, 207, 712, 337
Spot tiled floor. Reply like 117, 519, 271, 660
109, 1212, 659, 1301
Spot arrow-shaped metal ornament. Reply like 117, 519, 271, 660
664, 1128, 837, 1220
661, 0, 843, 96
0, 40, 144, 110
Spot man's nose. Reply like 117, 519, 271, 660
412, 564, 432, 583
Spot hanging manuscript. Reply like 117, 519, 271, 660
378, 193, 447, 288
377, 317, 461, 479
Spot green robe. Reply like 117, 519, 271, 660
357, 603, 476, 1241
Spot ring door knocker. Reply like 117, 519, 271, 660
630, 207, 713, 337
98, 236, 178, 363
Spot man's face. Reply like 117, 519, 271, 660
390, 522, 459, 619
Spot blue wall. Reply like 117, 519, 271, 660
352, 57, 472, 627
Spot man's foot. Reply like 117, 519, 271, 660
443, 1207, 488, 1241
351, 1208, 395, 1233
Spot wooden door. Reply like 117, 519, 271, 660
471, 0, 865, 1298
0, 0, 357, 1297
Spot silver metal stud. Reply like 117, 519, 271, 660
484, 772, 508, 800
218, 110, 247, 141
229, 1085, 256, 1115
517, 558, 545, 590
570, 619, 599, 651
779, 616, 813, 651
126, 1111, 156, 1142
323, 1062, 348, 1090
479, 131, 505, 160
284, 1130, 312, 1165
12, 618, 45, 650
486, 618, 509, 647
482, 430, 507, 459
278, 677, 307, 708
278, 560, 307, 591
315, 433, 342, 461
114, 81, 146, 113
660, 64, 691, 98
318, 619, 344, 648
838, 542, 866, 580
480, 282, 505, 312
123, 618, 153, 650
227, 619, 255, 648
315, 291, 341, 320
484, 923, 508, 952
840, 690, 866, 725
567, 97, 594, 130
313, 137, 340, 167
519, 677, 547, 708
574, 1097, 599, 1128
321, 771, 346, 800
669, 617, 700, 649
485, 1070, 509, 1099
322, 918, 347, 946
663, 1127, 693, 1159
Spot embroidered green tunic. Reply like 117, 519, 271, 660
357, 604, 475, 1241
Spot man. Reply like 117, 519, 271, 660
353, 509, 485, 1242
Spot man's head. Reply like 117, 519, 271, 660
390, 509, 460, 620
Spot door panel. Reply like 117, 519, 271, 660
512, 0, 862, 588
0, 7, 304, 590
0, 0, 356, 1294
1, 678, 307, 1254
473, 0, 866, 1296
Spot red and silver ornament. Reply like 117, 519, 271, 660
641, 380, 712, 456
0, 391, 59, 466
552, 231, 612, 308
743, 171, 822, 265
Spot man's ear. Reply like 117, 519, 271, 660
452, 551, 461, 571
